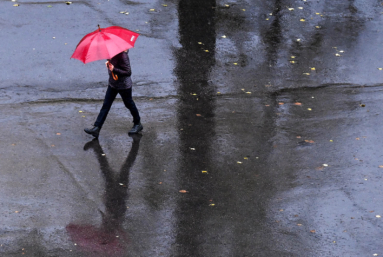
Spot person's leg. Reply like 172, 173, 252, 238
119, 88, 141, 125
94, 86, 118, 128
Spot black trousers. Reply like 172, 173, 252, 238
94, 86, 140, 128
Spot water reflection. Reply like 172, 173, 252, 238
173, 0, 216, 255
66, 135, 141, 257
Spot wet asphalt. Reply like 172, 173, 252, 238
1, 0, 383, 256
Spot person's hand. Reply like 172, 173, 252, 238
105, 61, 114, 71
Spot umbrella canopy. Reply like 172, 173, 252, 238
71, 25, 139, 64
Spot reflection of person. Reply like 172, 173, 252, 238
85, 50, 143, 138
66, 135, 141, 257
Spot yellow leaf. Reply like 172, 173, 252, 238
217, 92, 221, 94
303, 73, 310, 75
379, 68, 383, 70
315, 26, 321, 29
192, 93, 197, 95
298, 7, 303, 9
290, 61, 296, 64
237, 161, 242, 164
209, 203, 215, 206
233, 63, 238, 65
297, 38, 301, 42
65, 1, 72, 4
13, 4, 19, 6
335, 53, 341, 57
291, 56, 296, 59
266, 18, 270, 21
225, 4, 229, 7
246, 92, 251, 94
149, 9, 155, 11
202, 170, 208, 174
330, 140, 333, 142
221, 35, 226, 38
244, 157, 248, 160
204, 50, 209, 52
162, 4, 168, 7
288, 8, 294, 11
323, 164, 328, 167
316, 12, 320, 15
198, 42, 202, 44
307, 108, 312, 111
79, 110, 83, 113
242, 9, 246, 11
300, 19, 305, 22
311, 67, 316, 71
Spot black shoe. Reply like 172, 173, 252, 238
128, 123, 143, 134
84, 126, 100, 138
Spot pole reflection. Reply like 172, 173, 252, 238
173, 0, 216, 256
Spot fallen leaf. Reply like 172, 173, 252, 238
266, 18, 270, 21
330, 140, 333, 142
209, 203, 215, 206
315, 26, 321, 29
51, 145, 55, 147
233, 63, 238, 65
190, 148, 195, 150
307, 108, 312, 111
149, 9, 155, 11
278, 102, 284, 105
303, 73, 310, 75
356, 137, 360, 140
298, 7, 303, 9
179, 190, 188, 193
79, 110, 83, 113
162, 4, 168, 7
242, 9, 246, 11
294, 102, 302, 106
15, 211, 19, 213
279, 209, 284, 212
221, 35, 226, 38
376, 215, 381, 218
300, 19, 305, 22
102, 154, 106, 156
66, 2, 72, 5
316, 12, 320, 15
339, 50, 344, 53
305, 140, 315, 143
296, 136, 301, 138
335, 53, 341, 57
204, 50, 209, 52
379, 68, 383, 70
379, 165, 383, 168
288, 8, 294, 11
119, 183, 124, 185
310, 230, 316, 233
297, 224, 302, 226
360, 104, 365, 107
246, 92, 251, 94
47, 5, 52, 7
217, 92, 221, 94
225, 4, 230, 7
323, 164, 329, 167
291, 56, 296, 59
13, 4, 19, 6
56, 133, 61, 135
158, 182, 162, 184
196, 114, 201, 116
311, 67, 316, 71
202, 170, 208, 174
237, 161, 242, 164
244, 157, 248, 160
297, 38, 301, 42
290, 61, 296, 64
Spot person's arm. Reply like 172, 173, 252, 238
111, 52, 132, 77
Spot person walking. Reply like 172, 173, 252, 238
84, 50, 143, 138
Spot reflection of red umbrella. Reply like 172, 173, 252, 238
66, 223, 129, 257
71, 25, 139, 64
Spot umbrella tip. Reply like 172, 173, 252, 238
98, 24, 101, 31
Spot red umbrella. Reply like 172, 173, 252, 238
71, 25, 139, 64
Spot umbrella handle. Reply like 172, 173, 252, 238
112, 71, 118, 80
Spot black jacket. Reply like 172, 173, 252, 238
108, 51, 133, 89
